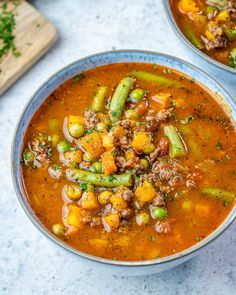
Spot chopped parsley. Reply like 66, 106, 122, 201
52, 164, 61, 171
149, 235, 155, 241
215, 142, 223, 150
73, 74, 84, 82
0, 2, 21, 59
180, 115, 195, 125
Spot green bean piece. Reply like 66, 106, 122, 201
67, 169, 133, 187
109, 77, 134, 124
52, 223, 64, 237
184, 24, 203, 50
91, 86, 107, 112
91, 161, 103, 173
152, 207, 168, 220
130, 88, 145, 101
206, 6, 218, 14
85, 183, 95, 192
130, 70, 181, 87
164, 125, 186, 158
57, 141, 71, 153
23, 151, 34, 166
201, 188, 235, 203
225, 29, 236, 41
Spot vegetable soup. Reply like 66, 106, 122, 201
21, 62, 236, 261
170, 0, 236, 68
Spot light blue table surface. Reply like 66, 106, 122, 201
0, 1, 235, 294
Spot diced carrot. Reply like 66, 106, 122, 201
66, 226, 79, 237
67, 205, 84, 228
101, 150, 117, 175
125, 149, 136, 161
152, 92, 170, 108
217, 11, 230, 22
205, 30, 215, 41
178, 0, 200, 13
81, 191, 99, 210
110, 194, 127, 210
64, 150, 83, 165
103, 214, 120, 231
115, 236, 130, 247
89, 239, 108, 248
102, 134, 114, 150
131, 132, 152, 151
80, 132, 104, 158
136, 101, 148, 115
113, 125, 126, 138
97, 113, 110, 126
135, 180, 156, 203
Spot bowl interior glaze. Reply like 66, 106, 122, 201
12, 50, 236, 268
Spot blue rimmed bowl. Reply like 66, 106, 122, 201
12, 50, 236, 276
163, 0, 236, 77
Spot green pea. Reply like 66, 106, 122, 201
225, 29, 236, 41
130, 88, 145, 101
144, 143, 155, 154
206, 6, 217, 14
57, 141, 71, 153
230, 48, 236, 59
52, 223, 64, 237
23, 151, 34, 166
229, 48, 236, 67
80, 182, 95, 192
83, 151, 97, 162
96, 122, 108, 132
92, 161, 103, 173
136, 212, 150, 225
140, 158, 149, 169
152, 207, 167, 220
69, 123, 85, 138
125, 109, 138, 120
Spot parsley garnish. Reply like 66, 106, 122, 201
180, 115, 195, 125
0, 2, 21, 59
215, 142, 223, 150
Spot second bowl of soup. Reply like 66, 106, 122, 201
164, 0, 236, 74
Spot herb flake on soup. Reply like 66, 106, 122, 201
21, 63, 236, 261
170, 0, 236, 68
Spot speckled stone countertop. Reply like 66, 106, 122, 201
0, 1, 235, 294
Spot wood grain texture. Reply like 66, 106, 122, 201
0, 0, 58, 96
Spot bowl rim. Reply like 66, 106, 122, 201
11, 49, 236, 267
162, 0, 236, 74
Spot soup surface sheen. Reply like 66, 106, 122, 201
171, 0, 236, 68
22, 62, 236, 261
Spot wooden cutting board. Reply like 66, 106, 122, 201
0, 0, 58, 96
